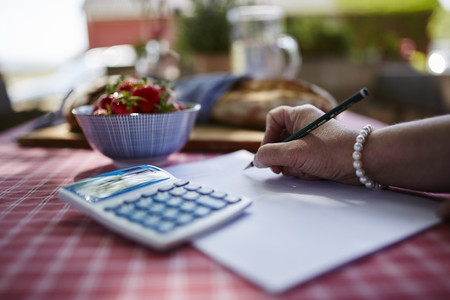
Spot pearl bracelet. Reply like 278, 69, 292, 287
352, 124, 384, 189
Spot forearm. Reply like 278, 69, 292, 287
363, 115, 450, 192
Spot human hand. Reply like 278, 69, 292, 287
253, 104, 360, 184
437, 200, 450, 221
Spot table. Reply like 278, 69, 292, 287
1, 113, 450, 300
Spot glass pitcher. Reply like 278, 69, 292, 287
227, 5, 301, 79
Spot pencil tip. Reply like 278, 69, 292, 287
244, 162, 254, 170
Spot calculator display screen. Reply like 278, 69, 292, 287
64, 165, 170, 203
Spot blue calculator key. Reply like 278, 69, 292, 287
162, 208, 179, 220
210, 191, 227, 199
177, 213, 194, 225
193, 206, 212, 218
183, 191, 200, 201
196, 196, 227, 210
179, 201, 197, 212
124, 198, 139, 204
198, 187, 214, 195
115, 204, 135, 216
156, 221, 177, 233
128, 210, 148, 222
224, 195, 241, 203
166, 197, 183, 207
174, 180, 189, 187
184, 183, 201, 191
142, 215, 162, 228
148, 203, 166, 214
142, 189, 157, 198
158, 185, 174, 192
153, 192, 171, 202
169, 187, 186, 197
135, 198, 153, 209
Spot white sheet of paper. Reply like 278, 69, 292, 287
165, 150, 441, 293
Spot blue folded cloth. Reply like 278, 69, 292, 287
176, 73, 246, 124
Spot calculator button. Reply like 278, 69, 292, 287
179, 201, 197, 212
141, 189, 157, 198
115, 204, 135, 216
185, 183, 201, 191
148, 203, 166, 214
182, 191, 200, 201
124, 198, 139, 204
156, 220, 177, 233
177, 213, 194, 225
153, 192, 171, 202
174, 180, 189, 187
197, 187, 214, 195
158, 185, 174, 192
142, 215, 162, 228
128, 210, 148, 222
135, 198, 153, 209
224, 195, 241, 203
193, 206, 211, 218
169, 187, 186, 197
162, 208, 179, 220
210, 191, 227, 199
196, 196, 227, 210
166, 197, 183, 207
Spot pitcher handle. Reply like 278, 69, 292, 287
277, 34, 301, 79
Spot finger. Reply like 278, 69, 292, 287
436, 200, 450, 221
262, 106, 292, 145
255, 141, 306, 170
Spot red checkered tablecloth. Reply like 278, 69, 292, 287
1, 115, 450, 300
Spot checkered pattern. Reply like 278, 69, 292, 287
1, 116, 450, 300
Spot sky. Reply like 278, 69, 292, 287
0, 0, 88, 72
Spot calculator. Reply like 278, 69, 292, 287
58, 165, 252, 251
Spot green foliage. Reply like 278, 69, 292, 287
176, 0, 237, 54
336, 0, 439, 14
286, 17, 350, 57
428, 6, 450, 40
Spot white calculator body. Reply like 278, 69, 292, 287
58, 165, 252, 251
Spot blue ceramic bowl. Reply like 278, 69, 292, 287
73, 103, 200, 162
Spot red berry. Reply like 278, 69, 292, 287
117, 78, 138, 92
110, 95, 138, 114
94, 93, 114, 110
131, 84, 161, 113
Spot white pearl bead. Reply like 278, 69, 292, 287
354, 142, 363, 151
356, 169, 365, 177
356, 135, 365, 143
353, 151, 361, 160
353, 160, 362, 169
365, 181, 375, 189
359, 130, 368, 138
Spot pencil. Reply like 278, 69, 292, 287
244, 87, 369, 170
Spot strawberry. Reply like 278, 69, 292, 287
117, 77, 138, 92
93, 93, 113, 111
131, 84, 161, 113
110, 93, 138, 114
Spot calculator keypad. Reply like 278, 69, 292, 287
106, 180, 241, 234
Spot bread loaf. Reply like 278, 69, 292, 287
211, 78, 336, 129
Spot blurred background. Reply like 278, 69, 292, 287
1, 0, 450, 131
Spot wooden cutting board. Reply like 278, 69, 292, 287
18, 123, 264, 153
